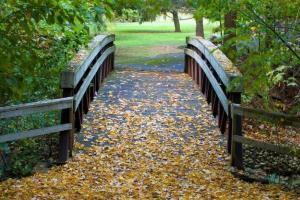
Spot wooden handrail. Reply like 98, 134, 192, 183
0, 97, 74, 163
231, 103, 300, 127
184, 36, 243, 153
74, 45, 116, 110
185, 48, 229, 115
0, 97, 73, 119
186, 36, 242, 91
0, 34, 116, 164
230, 103, 300, 169
60, 34, 115, 89
60, 34, 115, 132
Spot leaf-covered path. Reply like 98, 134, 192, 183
0, 70, 299, 199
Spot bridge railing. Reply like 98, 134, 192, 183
0, 34, 115, 165
0, 97, 73, 163
231, 104, 300, 170
184, 36, 242, 152
60, 34, 115, 132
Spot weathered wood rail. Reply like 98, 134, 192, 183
184, 36, 300, 173
184, 36, 242, 152
61, 34, 115, 132
0, 34, 115, 164
1, 33, 298, 178
0, 97, 73, 163
231, 104, 300, 169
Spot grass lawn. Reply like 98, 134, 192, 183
108, 20, 215, 48
107, 20, 216, 65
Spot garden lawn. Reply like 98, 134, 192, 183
107, 20, 215, 65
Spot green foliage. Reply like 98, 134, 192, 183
0, 0, 113, 105
0, 0, 113, 177
8, 139, 42, 177
192, 0, 300, 113
117, 9, 141, 22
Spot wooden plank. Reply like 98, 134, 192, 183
185, 48, 229, 115
187, 37, 230, 86
0, 124, 72, 143
74, 46, 116, 110
233, 135, 300, 158
231, 104, 300, 127
0, 97, 73, 119
60, 34, 115, 88
74, 35, 115, 87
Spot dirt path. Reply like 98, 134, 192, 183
0, 70, 298, 199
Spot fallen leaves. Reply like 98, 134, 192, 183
0, 70, 299, 199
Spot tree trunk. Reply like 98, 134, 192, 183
224, 11, 237, 60
196, 17, 204, 38
172, 10, 181, 32
224, 12, 236, 42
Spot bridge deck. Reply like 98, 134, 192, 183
1, 69, 297, 199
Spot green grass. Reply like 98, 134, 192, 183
108, 21, 216, 48
107, 20, 216, 65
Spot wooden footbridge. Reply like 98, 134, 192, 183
0, 34, 299, 175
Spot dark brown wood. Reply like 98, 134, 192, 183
228, 93, 242, 153
83, 91, 89, 114
232, 104, 300, 127
218, 102, 223, 129
0, 124, 72, 143
184, 55, 188, 73
233, 135, 300, 158
200, 70, 205, 92
220, 111, 227, 134
231, 112, 242, 169
58, 89, 74, 164
0, 97, 73, 119
112, 52, 115, 70
230, 105, 243, 169
187, 56, 191, 77
196, 63, 200, 85
194, 59, 197, 80
75, 109, 81, 130
211, 91, 218, 117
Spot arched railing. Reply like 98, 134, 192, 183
185, 37, 300, 172
184, 36, 242, 152
0, 34, 115, 164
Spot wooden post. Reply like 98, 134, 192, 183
230, 104, 243, 169
111, 53, 115, 70
58, 89, 74, 163
184, 55, 188, 73
228, 92, 242, 152
196, 63, 200, 85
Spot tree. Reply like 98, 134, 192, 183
191, 0, 300, 112
0, 0, 113, 105
160, 0, 191, 32
196, 18, 204, 37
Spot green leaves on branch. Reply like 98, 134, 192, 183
0, 0, 113, 105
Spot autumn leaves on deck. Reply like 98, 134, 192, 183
0, 70, 298, 199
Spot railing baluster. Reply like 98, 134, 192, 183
227, 92, 242, 152
230, 105, 243, 169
